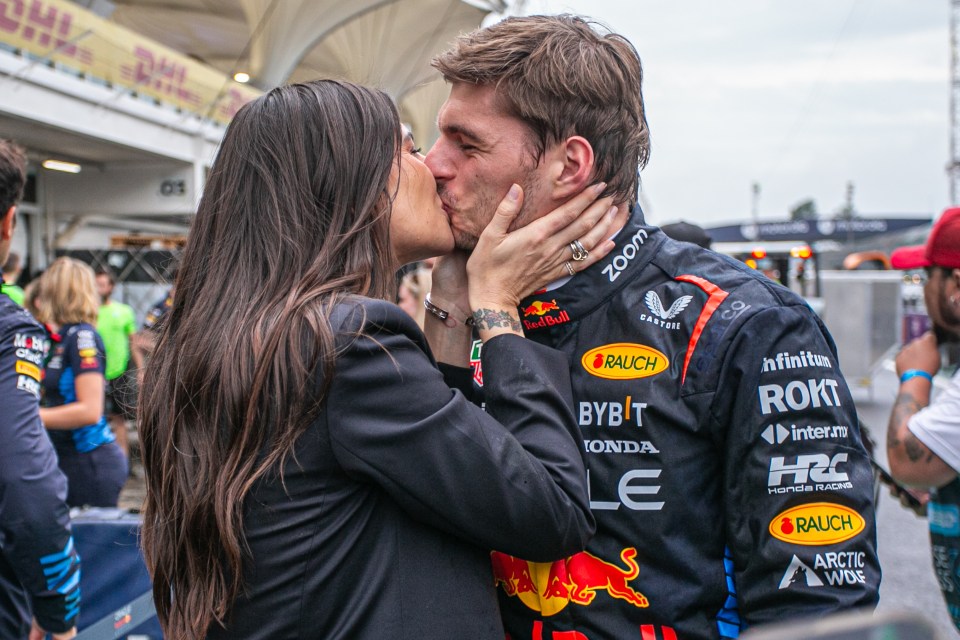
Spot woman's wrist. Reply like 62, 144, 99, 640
470, 304, 523, 341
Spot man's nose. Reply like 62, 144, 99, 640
424, 140, 451, 182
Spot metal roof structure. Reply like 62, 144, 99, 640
109, 0, 507, 141
0, 0, 505, 260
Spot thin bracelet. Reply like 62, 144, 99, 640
900, 369, 933, 384
424, 293, 475, 326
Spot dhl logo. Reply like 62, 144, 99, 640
491, 548, 649, 616
523, 299, 561, 317
581, 343, 669, 380
769, 502, 865, 546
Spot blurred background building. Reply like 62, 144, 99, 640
0, 0, 506, 312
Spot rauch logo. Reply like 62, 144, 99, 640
769, 502, 865, 546
581, 343, 669, 380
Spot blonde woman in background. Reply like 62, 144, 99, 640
397, 262, 432, 328
37, 257, 127, 507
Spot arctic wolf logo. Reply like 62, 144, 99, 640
644, 292, 693, 320
779, 555, 824, 589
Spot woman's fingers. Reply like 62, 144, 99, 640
529, 182, 607, 236
564, 201, 619, 257
561, 236, 616, 278
481, 184, 524, 239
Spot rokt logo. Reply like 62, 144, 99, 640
581, 343, 669, 380
759, 378, 842, 415
769, 503, 865, 545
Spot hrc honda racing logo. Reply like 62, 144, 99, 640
767, 453, 853, 494
491, 548, 649, 617
581, 344, 668, 380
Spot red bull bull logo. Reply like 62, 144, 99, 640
491, 548, 649, 617
521, 299, 571, 331
523, 299, 561, 316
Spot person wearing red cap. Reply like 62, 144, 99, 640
886, 206, 960, 632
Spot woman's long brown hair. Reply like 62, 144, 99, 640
138, 80, 400, 639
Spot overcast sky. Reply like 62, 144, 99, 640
513, 0, 949, 227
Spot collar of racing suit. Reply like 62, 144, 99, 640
517, 205, 664, 338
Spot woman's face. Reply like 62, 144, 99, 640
389, 127, 455, 266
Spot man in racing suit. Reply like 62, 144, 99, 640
424, 15, 879, 640
0, 139, 81, 638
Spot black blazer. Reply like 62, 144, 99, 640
207, 297, 594, 639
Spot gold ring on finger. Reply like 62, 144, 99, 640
564, 261, 576, 276
569, 239, 589, 262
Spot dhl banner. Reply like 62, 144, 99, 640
0, 0, 261, 125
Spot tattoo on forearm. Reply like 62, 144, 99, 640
471, 309, 522, 332
887, 391, 934, 463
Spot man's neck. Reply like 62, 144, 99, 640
611, 202, 631, 231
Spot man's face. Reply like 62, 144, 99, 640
924, 266, 960, 333
425, 83, 550, 250
96, 274, 113, 302
0, 205, 14, 268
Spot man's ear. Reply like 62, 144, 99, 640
546, 136, 595, 200
0, 205, 15, 241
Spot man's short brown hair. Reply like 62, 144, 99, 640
433, 14, 650, 205
0, 139, 26, 213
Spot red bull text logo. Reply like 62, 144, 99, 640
491, 548, 649, 617
581, 344, 669, 380
770, 502, 865, 545
522, 299, 571, 331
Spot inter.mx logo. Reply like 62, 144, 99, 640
761, 423, 849, 445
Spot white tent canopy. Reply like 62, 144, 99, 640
110, 0, 507, 141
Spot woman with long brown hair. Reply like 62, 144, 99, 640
37, 256, 128, 507
139, 80, 616, 639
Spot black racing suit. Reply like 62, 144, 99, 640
463, 208, 879, 640
0, 295, 81, 638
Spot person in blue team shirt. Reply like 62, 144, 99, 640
38, 257, 128, 508
0, 139, 80, 639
